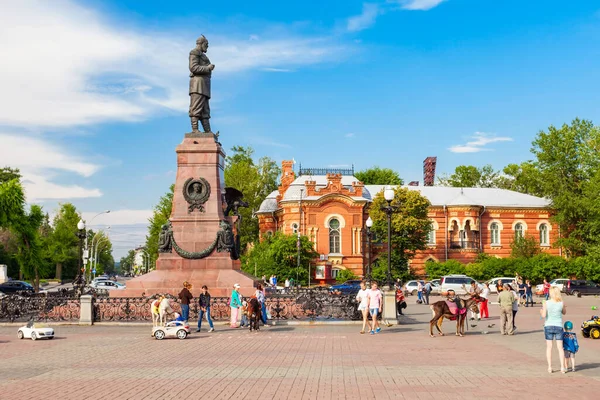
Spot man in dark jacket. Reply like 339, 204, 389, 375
189, 35, 215, 133
197, 285, 215, 332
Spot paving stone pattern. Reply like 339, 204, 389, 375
1, 295, 600, 399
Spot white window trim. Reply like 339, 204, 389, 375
428, 219, 438, 245
538, 222, 550, 246
488, 220, 503, 246
511, 220, 528, 232
448, 217, 461, 231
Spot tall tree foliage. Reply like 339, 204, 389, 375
224, 146, 279, 253
354, 167, 403, 185
495, 161, 545, 196
12, 204, 46, 291
368, 187, 431, 281
49, 203, 80, 280
437, 164, 500, 188
119, 249, 136, 275
241, 232, 317, 285
145, 185, 174, 262
532, 118, 600, 256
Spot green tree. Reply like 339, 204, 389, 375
531, 118, 600, 256
335, 269, 358, 283
0, 167, 21, 184
241, 232, 317, 286
12, 204, 46, 291
510, 235, 541, 258
368, 186, 431, 281
354, 166, 403, 185
224, 146, 279, 253
495, 162, 545, 196
119, 249, 136, 276
145, 185, 174, 262
48, 203, 80, 280
438, 164, 500, 188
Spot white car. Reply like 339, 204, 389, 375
18, 321, 54, 340
152, 321, 190, 340
90, 281, 126, 290
486, 277, 517, 293
536, 278, 569, 293
440, 275, 481, 295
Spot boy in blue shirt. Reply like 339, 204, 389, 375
563, 321, 579, 372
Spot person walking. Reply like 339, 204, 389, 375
178, 281, 193, 322
356, 281, 370, 334
417, 281, 423, 304
367, 281, 383, 335
479, 282, 490, 319
543, 279, 551, 301
510, 285, 519, 332
423, 281, 432, 305
525, 279, 534, 307
498, 284, 514, 335
197, 285, 215, 333
541, 287, 567, 373
255, 283, 269, 327
518, 278, 526, 306
466, 281, 481, 320
284, 278, 290, 293
229, 283, 242, 328
562, 321, 579, 372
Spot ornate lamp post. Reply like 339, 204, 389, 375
75, 219, 87, 291
381, 186, 397, 289
365, 216, 373, 284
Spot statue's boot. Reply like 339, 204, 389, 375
201, 119, 212, 133
191, 117, 199, 132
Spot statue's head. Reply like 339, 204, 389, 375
196, 35, 209, 52
192, 182, 201, 193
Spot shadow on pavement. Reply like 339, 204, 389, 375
574, 362, 600, 372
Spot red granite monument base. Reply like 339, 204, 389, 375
113, 133, 256, 298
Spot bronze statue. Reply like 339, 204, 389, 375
216, 220, 239, 260
189, 35, 214, 133
158, 222, 173, 253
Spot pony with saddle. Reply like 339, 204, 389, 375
247, 297, 262, 332
429, 292, 480, 337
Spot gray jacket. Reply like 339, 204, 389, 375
189, 49, 211, 97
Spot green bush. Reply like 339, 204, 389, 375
336, 269, 358, 283
425, 260, 465, 279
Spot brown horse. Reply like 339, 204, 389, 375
429, 295, 480, 337
247, 298, 261, 332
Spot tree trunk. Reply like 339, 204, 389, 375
56, 262, 62, 282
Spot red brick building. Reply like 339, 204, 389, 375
256, 161, 560, 284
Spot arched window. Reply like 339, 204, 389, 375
514, 222, 524, 239
329, 218, 341, 254
539, 223, 549, 245
490, 222, 500, 245
291, 223, 299, 234
427, 228, 436, 245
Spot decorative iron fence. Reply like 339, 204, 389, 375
0, 294, 80, 323
92, 288, 362, 322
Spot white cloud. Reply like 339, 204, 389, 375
345, 133, 355, 138
0, 0, 349, 129
397, 0, 446, 11
0, 133, 102, 201
81, 210, 153, 227
448, 132, 513, 153
347, 3, 381, 32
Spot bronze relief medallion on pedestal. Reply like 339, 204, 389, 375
183, 177, 211, 212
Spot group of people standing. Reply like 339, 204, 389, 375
356, 281, 384, 335
228, 283, 270, 328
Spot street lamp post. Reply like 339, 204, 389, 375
365, 216, 373, 284
381, 186, 397, 289
82, 210, 110, 282
75, 220, 87, 291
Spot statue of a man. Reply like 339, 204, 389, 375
189, 35, 215, 133
158, 223, 173, 253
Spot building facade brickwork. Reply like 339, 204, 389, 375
257, 161, 560, 284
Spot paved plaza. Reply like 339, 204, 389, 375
2, 295, 600, 400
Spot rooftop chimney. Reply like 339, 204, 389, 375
423, 157, 437, 186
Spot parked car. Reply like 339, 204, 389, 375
0, 280, 35, 294
329, 280, 362, 295
535, 278, 569, 294
90, 281, 126, 290
440, 275, 480, 295
403, 280, 422, 296
152, 321, 190, 340
486, 277, 517, 293
563, 280, 600, 297
581, 315, 600, 339
18, 321, 54, 340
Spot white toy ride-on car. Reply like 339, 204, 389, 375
18, 320, 54, 340
152, 320, 190, 340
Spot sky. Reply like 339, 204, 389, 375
2, 0, 600, 258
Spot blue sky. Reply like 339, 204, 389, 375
1, 0, 600, 257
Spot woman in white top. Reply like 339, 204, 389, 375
540, 287, 567, 373
356, 281, 370, 334
479, 282, 490, 319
